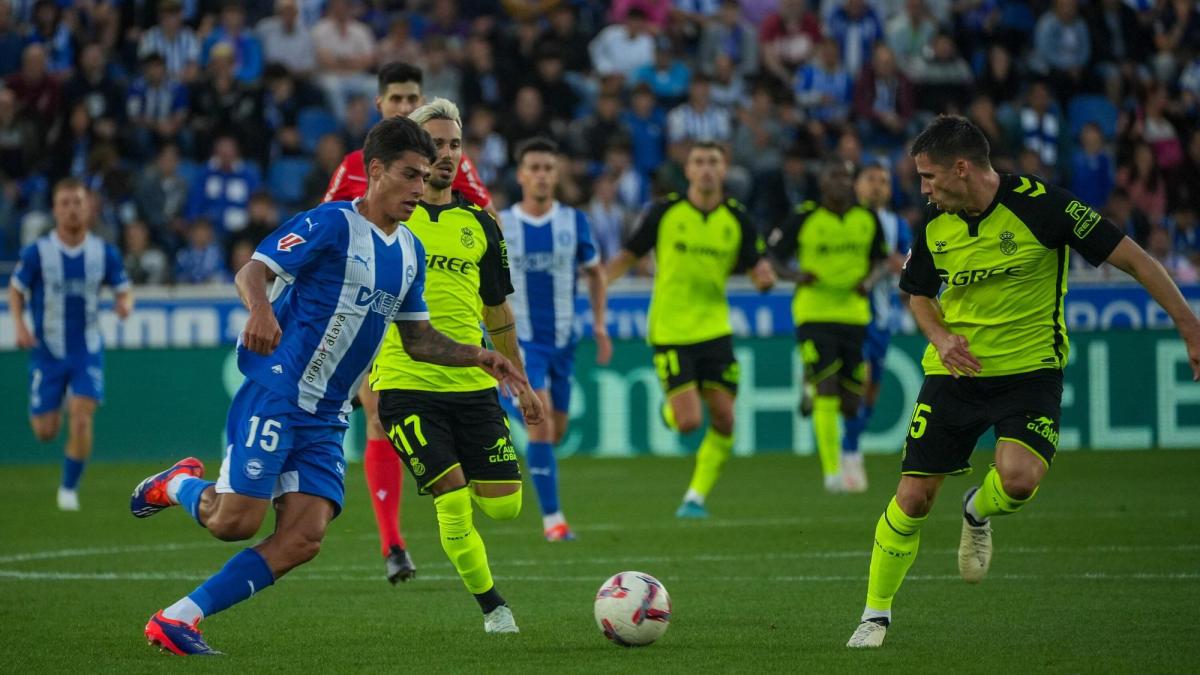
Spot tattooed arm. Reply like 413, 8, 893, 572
395, 319, 527, 393
482, 301, 545, 425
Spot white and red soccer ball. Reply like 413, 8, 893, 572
593, 571, 672, 647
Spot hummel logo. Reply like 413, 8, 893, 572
934, 240, 947, 252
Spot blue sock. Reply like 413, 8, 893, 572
61, 457, 85, 490
526, 441, 559, 515
187, 548, 275, 619
176, 478, 214, 526
842, 405, 873, 453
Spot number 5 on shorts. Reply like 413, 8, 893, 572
909, 403, 932, 439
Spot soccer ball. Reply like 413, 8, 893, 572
593, 571, 672, 647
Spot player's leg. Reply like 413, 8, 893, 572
516, 343, 569, 539
57, 355, 102, 509
679, 337, 739, 517
849, 376, 984, 648
959, 370, 1061, 583
837, 326, 870, 493
359, 377, 414, 584
801, 324, 847, 491
654, 344, 703, 433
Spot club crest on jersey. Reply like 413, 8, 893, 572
999, 230, 1017, 255
277, 233, 306, 252
460, 227, 475, 248
405, 265, 416, 284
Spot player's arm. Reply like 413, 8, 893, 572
1107, 238, 1200, 379
606, 200, 667, 284
7, 284, 34, 349
730, 201, 775, 291
395, 318, 527, 391
9, 244, 39, 348
575, 210, 611, 365
900, 220, 981, 378
854, 211, 891, 295
234, 259, 282, 355
104, 243, 134, 319
765, 204, 806, 283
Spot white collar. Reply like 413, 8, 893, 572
352, 198, 399, 245
52, 231, 89, 256
512, 201, 559, 226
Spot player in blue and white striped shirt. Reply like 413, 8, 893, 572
129, 118, 527, 656
8, 178, 132, 512
501, 137, 611, 542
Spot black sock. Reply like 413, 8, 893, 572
866, 616, 890, 627
474, 587, 506, 614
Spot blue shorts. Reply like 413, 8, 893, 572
215, 380, 348, 516
29, 351, 104, 415
521, 341, 576, 412
864, 325, 891, 383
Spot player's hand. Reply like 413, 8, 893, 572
750, 258, 776, 292
242, 305, 282, 355
854, 279, 870, 296
935, 333, 982, 378
796, 271, 818, 287
518, 388, 545, 426
594, 326, 613, 366
14, 324, 35, 349
115, 293, 133, 319
476, 349, 529, 398
1181, 322, 1200, 381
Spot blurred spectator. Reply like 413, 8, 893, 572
135, 143, 189, 241
420, 36, 462, 104
6, 43, 60, 134
256, 0, 316, 76
465, 106, 508, 186
836, 128, 869, 167
710, 54, 746, 112
978, 45, 1020, 110
610, 0, 671, 30
588, 7, 656, 81
1070, 123, 1115, 209
908, 32, 972, 114
228, 237, 255, 276
0, 0, 24, 77
1019, 81, 1062, 174
501, 85, 554, 152
1181, 53, 1200, 112
1136, 83, 1183, 171
123, 220, 170, 285
620, 83, 666, 178
188, 42, 267, 164
631, 41, 690, 109
304, 132, 345, 205
1147, 226, 1197, 282
0, 85, 38, 179
460, 36, 503, 114
1117, 141, 1167, 223
312, 0, 378, 120
376, 15, 423, 70
185, 135, 260, 238
587, 171, 630, 262
1105, 187, 1152, 246
48, 102, 94, 184
201, 3, 264, 84
1172, 130, 1200, 212
828, 0, 884, 77
604, 140, 649, 212
64, 43, 125, 137
795, 38, 853, 138
126, 53, 189, 159
25, 1, 73, 76
338, 95, 372, 152
1017, 146, 1049, 179
853, 43, 913, 148
530, 47, 578, 127
760, 0, 823, 86
1151, 0, 1200, 82
698, 0, 759, 78
498, 19, 544, 92
175, 219, 229, 284
262, 63, 326, 157
424, 0, 470, 49
570, 91, 624, 165
1085, 0, 1152, 86
542, 4, 591, 74
887, 0, 937, 75
241, 191, 280, 245
1170, 207, 1199, 264
668, 75, 731, 145
750, 144, 817, 230
1031, 0, 1090, 101
732, 84, 789, 176
138, 0, 200, 84
967, 94, 1010, 156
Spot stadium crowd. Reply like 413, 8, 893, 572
0, 0, 1198, 284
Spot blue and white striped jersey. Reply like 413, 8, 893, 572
11, 233, 130, 361
501, 202, 599, 349
244, 199, 429, 420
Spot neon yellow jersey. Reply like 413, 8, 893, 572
900, 173, 1125, 377
625, 194, 764, 346
371, 195, 512, 392
769, 202, 888, 326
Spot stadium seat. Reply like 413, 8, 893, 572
298, 107, 340, 153
1068, 95, 1118, 139
268, 157, 314, 208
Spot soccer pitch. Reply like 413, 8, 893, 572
1, 451, 1197, 673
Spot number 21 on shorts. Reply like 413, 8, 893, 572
909, 403, 932, 439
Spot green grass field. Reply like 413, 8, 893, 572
1, 451, 1198, 673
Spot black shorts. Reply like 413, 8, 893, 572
901, 369, 1063, 476
377, 389, 520, 494
796, 322, 868, 393
652, 335, 739, 398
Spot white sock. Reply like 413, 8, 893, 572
162, 597, 204, 624
965, 488, 988, 524
165, 475, 194, 504
683, 489, 705, 505
861, 607, 892, 623
542, 511, 565, 530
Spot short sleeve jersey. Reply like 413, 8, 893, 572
502, 201, 600, 349
900, 173, 1125, 377
624, 194, 763, 346
244, 200, 429, 419
768, 202, 888, 326
372, 194, 514, 392
11, 233, 130, 361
